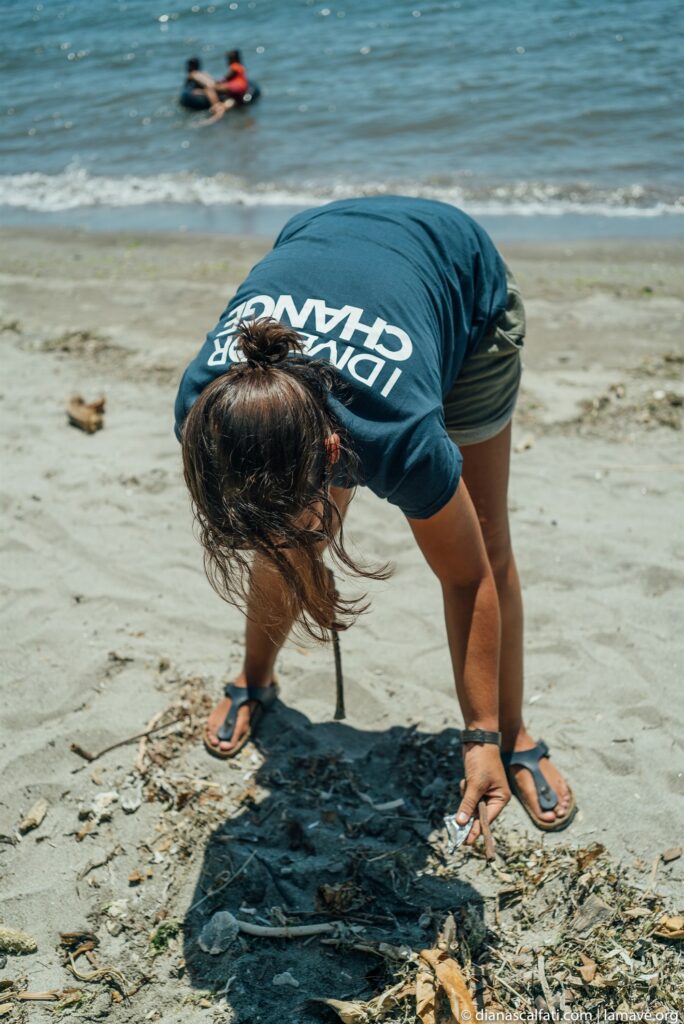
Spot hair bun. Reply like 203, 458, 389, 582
237, 317, 303, 368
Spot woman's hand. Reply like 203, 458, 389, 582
457, 743, 510, 845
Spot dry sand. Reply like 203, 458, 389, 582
0, 228, 683, 1022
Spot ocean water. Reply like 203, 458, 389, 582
1, 0, 683, 232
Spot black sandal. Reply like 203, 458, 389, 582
204, 681, 279, 760
501, 740, 577, 832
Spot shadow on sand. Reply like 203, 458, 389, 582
182, 699, 486, 1023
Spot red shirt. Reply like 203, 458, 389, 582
220, 61, 248, 94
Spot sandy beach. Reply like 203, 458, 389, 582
1, 228, 682, 1022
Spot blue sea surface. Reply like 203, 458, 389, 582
1, 0, 682, 232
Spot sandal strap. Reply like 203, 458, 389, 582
501, 740, 558, 812
216, 681, 277, 741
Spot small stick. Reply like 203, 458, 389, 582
478, 799, 496, 862
537, 953, 554, 1010
492, 971, 525, 1006
70, 715, 185, 772
332, 627, 345, 720
135, 708, 168, 772
14, 991, 76, 1002
77, 848, 118, 881
327, 569, 345, 720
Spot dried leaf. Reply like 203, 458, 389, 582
622, 906, 650, 920
198, 788, 222, 806
316, 881, 364, 914
576, 844, 605, 871
128, 870, 144, 886
0, 1005, 13, 1018
18, 798, 48, 834
59, 931, 99, 952
578, 954, 597, 983
416, 955, 437, 1024
310, 980, 413, 1023
438, 913, 457, 952
75, 820, 94, 842
66, 394, 106, 434
653, 914, 684, 940
418, 948, 477, 1023
571, 894, 613, 938
437, 960, 476, 1020
662, 847, 682, 864
310, 998, 366, 1023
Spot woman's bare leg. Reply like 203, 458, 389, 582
460, 422, 572, 823
205, 486, 353, 752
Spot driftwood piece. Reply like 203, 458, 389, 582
66, 395, 105, 434
18, 798, 48, 835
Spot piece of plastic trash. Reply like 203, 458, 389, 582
443, 813, 475, 854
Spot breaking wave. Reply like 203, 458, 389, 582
1, 166, 682, 217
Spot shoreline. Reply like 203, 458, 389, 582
2, 202, 684, 243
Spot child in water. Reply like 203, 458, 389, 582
216, 50, 249, 102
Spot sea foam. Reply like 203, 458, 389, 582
0, 166, 682, 218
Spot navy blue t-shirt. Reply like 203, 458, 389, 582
175, 196, 507, 519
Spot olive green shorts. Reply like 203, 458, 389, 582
444, 263, 526, 447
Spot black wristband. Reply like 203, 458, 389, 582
461, 728, 502, 747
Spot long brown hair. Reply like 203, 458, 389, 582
181, 318, 388, 641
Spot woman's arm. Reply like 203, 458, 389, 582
407, 479, 510, 839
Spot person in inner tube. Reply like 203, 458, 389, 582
183, 56, 227, 117
196, 49, 250, 125
215, 50, 249, 103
